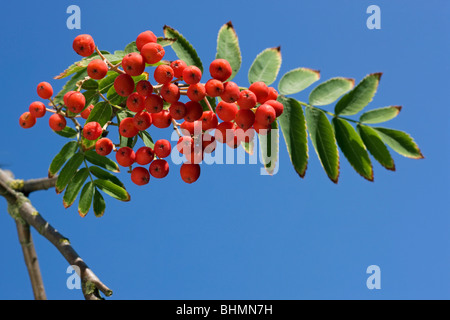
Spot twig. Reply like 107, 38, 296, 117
172, 119, 182, 138
0, 169, 112, 300
15, 221, 47, 300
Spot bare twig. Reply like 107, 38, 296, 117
0, 169, 112, 300
15, 221, 47, 300
18, 177, 58, 196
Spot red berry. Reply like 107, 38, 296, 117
149, 159, 169, 179
169, 101, 186, 120
235, 128, 255, 144
151, 110, 172, 128
216, 101, 238, 122
73, 34, 95, 57
119, 117, 139, 138
205, 79, 224, 97
180, 120, 197, 136
81, 104, 94, 119
184, 101, 203, 122
154, 139, 171, 158
185, 149, 203, 165
66, 91, 86, 114
133, 111, 152, 131
187, 83, 206, 102
154, 65, 174, 84
249, 82, 269, 103
95, 138, 113, 156
114, 74, 135, 97
260, 87, 278, 104
253, 121, 271, 135
160, 83, 180, 104
136, 147, 155, 165
63, 91, 76, 106
87, 59, 108, 80
209, 59, 232, 82
131, 167, 150, 186
136, 30, 157, 52
182, 66, 202, 85
136, 80, 154, 97
19, 112, 36, 129
141, 43, 165, 64
220, 81, 240, 103
144, 94, 164, 113
37, 82, 53, 99
170, 60, 187, 78
126, 92, 145, 112
122, 52, 146, 76
235, 109, 255, 131
237, 90, 257, 110
226, 130, 242, 149
199, 111, 218, 131
265, 100, 284, 118
255, 104, 276, 125
215, 121, 235, 143
29, 101, 46, 118
180, 163, 200, 184
83, 121, 103, 140
116, 147, 135, 167
49, 113, 66, 132
176, 136, 194, 155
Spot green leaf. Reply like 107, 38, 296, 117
78, 182, 94, 217
305, 107, 340, 183
53, 69, 88, 106
163, 25, 203, 72
124, 42, 138, 54
248, 47, 282, 85
84, 150, 120, 173
86, 101, 112, 127
278, 68, 320, 95
360, 106, 402, 124
357, 125, 395, 171
332, 118, 373, 181
93, 188, 106, 218
98, 72, 120, 93
200, 96, 217, 112
89, 166, 125, 188
335, 73, 382, 116
80, 137, 99, 152
157, 37, 177, 47
54, 126, 78, 138
139, 131, 155, 149
81, 79, 99, 90
48, 141, 79, 178
63, 168, 90, 208
94, 179, 130, 202
258, 121, 279, 175
106, 84, 127, 105
83, 90, 100, 107
216, 21, 242, 81
309, 77, 355, 106
55, 153, 85, 194
277, 97, 308, 177
242, 140, 254, 155
373, 127, 424, 159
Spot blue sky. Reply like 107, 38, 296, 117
0, 0, 449, 300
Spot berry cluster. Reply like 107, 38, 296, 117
20, 31, 284, 186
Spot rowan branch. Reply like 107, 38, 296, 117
15, 221, 47, 300
0, 169, 112, 300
